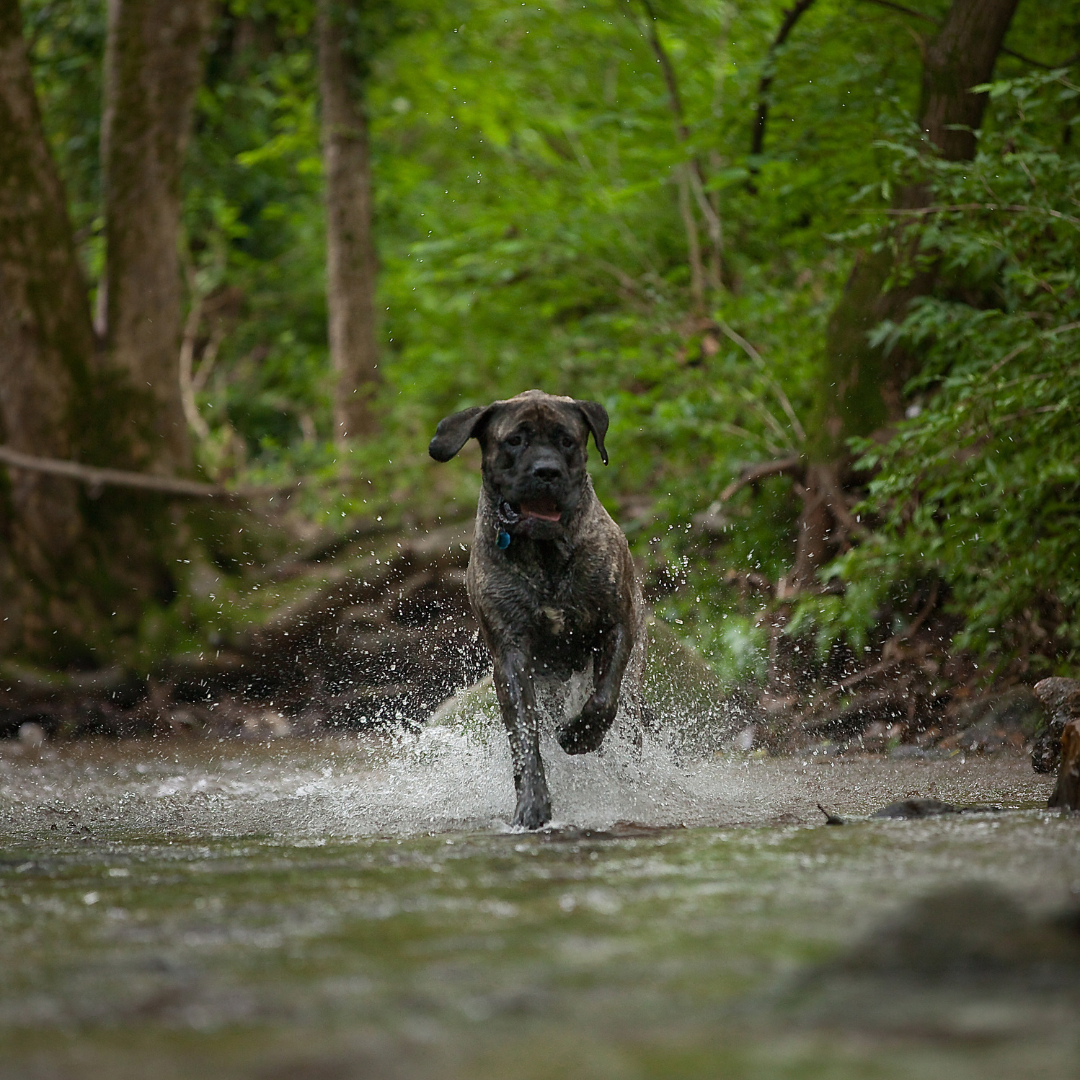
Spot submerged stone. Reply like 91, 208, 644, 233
870, 798, 957, 819
827, 883, 1080, 985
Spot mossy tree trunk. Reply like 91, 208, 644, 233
0, 0, 99, 655
790, 0, 1020, 589
318, 0, 380, 443
101, 0, 212, 472
0, 0, 198, 665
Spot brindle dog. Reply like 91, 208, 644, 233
429, 390, 645, 829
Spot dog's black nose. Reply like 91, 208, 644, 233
531, 460, 564, 482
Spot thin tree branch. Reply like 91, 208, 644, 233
858, 0, 936, 27
985, 340, 1032, 376
897, 578, 939, 642
596, 259, 649, 299
819, 466, 872, 541
191, 322, 225, 393
716, 320, 807, 443
1045, 320, 1080, 336
632, 0, 724, 289
879, 203, 1080, 227
0, 446, 292, 499
739, 388, 797, 450
713, 423, 786, 458
179, 292, 211, 440
638, 0, 688, 140
719, 454, 804, 501
992, 403, 1061, 426
675, 164, 705, 307
749, 0, 818, 171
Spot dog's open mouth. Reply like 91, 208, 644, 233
504, 498, 562, 523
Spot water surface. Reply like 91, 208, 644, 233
1, 729, 1076, 1079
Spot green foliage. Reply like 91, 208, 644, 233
27, 0, 928, 517
21, 0, 1080, 677
814, 70, 1080, 671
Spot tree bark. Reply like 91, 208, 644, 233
318, 0, 380, 442
1, 0, 205, 663
101, 0, 212, 471
791, 0, 1019, 588
0, 0, 95, 634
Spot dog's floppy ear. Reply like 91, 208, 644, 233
574, 400, 609, 465
429, 405, 492, 462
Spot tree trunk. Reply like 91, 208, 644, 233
0, 0, 97, 651
791, 0, 1019, 588
1, 0, 198, 663
101, 0, 212, 472
318, 0, 380, 442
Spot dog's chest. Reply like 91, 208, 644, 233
538, 604, 567, 635
514, 557, 614, 642
524, 591, 598, 677
474, 546, 611, 637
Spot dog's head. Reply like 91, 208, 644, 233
429, 390, 608, 539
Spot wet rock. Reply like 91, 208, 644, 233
954, 715, 1024, 752
790, 884, 1080, 1039
870, 798, 957, 819
836, 884, 1080, 984
242, 711, 292, 738
729, 724, 758, 752
1032, 676, 1080, 774
1048, 718, 1080, 812
869, 798, 1003, 819
645, 616, 746, 749
426, 673, 498, 734
1033, 676, 1080, 713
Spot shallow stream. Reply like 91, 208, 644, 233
1, 722, 1077, 1079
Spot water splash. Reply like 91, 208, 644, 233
0, 680, 1049, 843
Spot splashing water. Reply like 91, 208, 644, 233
0, 673, 1052, 843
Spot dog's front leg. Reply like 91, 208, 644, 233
557, 622, 633, 755
492, 645, 552, 828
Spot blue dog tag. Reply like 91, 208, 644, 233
497, 529, 511, 550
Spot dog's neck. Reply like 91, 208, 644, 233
475, 477, 596, 566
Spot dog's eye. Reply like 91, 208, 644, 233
506, 434, 524, 448
561, 435, 575, 449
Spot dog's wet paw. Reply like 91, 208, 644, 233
557, 715, 607, 755
513, 793, 552, 830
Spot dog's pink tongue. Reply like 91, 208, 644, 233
520, 500, 562, 522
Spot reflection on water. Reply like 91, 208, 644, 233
0, 722, 1076, 1079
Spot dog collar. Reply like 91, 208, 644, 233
497, 528, 511, 550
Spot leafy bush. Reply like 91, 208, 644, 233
816, 70, 1080, 672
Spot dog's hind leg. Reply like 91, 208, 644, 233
492, 646, 552, 829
